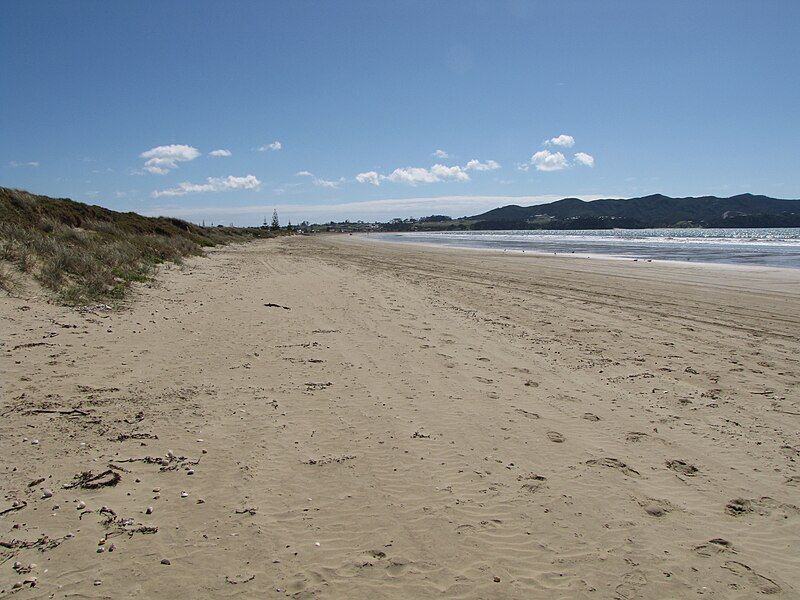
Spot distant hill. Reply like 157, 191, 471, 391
467, 194, 800, 229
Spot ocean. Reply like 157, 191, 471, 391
370, 228, 800, 269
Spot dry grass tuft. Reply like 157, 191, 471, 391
0, 187, 283, 304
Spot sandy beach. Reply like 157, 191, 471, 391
2, 234, 799, 599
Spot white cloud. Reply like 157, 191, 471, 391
356, 171, 381, 186
296, 170, 343, 189
545, 134, 575, 148
386, 167, 444, 185
356, 158, 499, 186
433, 149, 449, 159
429, 164, 470, 181
140, 144, 200, 174
9, 160, 39, 168
574, 152, 595, 167
152, 174, 261, 197
257, 141, 282, 151
209, 149, 232, 157
465, 159, 501, 171
530, 150, 569, 172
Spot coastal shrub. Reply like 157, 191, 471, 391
0, 187, 283, 304
0, 263, 16, 292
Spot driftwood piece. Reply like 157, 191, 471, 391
64, 469, 121, 490
0, 500, 27, 516
26, 408, 90, 417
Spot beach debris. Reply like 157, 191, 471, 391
124, 411, 145, 424
225, 574, 256, 584
146, 506, 154, 514
64, 469, 121, 489
514, 409, 539, 419
181, 491, 189, 498
161, 558, 171, 565
76, 500, 86, 510
26, 408, 91, 417
12, 561, 37, 574
235, 507, 257, 515
113, 432, 158, 442
41, 488, 53, 499
411, 431, 430, 439
304, 381, 332, 391
264, 303, 291, 310
304, 454, 356, 466
28, 477, 46, 488
113, 453, 200, 471
0, 534, 68, 551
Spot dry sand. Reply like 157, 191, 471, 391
1, 234, 799, 598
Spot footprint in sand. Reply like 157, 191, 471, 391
637, 497, 678, 517
586, 457, 640, 477
722, 561, 782, 594
518, 473, 547, 493
694, 538, 736, 556
666, 459, 699, 477
725, 497, 799, 518
582, 413, 600, 421
546, 431, 565, 443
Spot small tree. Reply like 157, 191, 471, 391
271, 209, 280, 230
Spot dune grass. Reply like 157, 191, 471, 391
0, 187, 280, 304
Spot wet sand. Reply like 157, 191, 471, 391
1, 234, 799, 598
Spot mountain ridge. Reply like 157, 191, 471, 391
464, 193, 800, 229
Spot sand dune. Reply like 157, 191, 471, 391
1, 235, 799, 598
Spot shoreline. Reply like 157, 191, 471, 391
2, 235, 798, 598
353, 232, 800, 281
357, 230, 800, 273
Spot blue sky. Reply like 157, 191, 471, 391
2, 1, 799, 224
